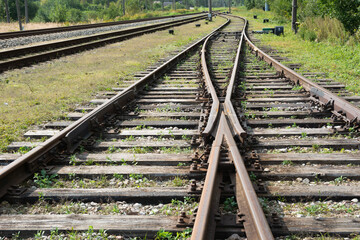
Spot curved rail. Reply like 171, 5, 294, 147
201, 15, 247, 141
0, 18, 229, 199
0, 12, 202, 39
224, 17, 247, 142
200, 18, 230, 136
194, 13, 360, 239
193, 14, 274, 239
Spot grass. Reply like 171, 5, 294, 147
33, 170, 58, 188
282, 160, 294, 166
0, 17, 225, 152
32, 174, 189, 189
231, 7, 360, 95
155, 228, 192, 240
259, 33, 360, 94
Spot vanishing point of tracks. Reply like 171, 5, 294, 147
1, 13, 360, 239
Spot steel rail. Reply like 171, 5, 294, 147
0, 12, 202, 39
224, 18, 247, 142
200, 23, 225, 137
201, 15, 247, 141
222, 15, 272, 239
0, 15, 205, 66
192, 113, 274, 239
0, 14, 204, 61
200, 15, 232, 138
0, 19, 229, 200
191, 114, 224, 239
224, 113, 273, 240
193, 14, 274, 239
242, 22, 360, 126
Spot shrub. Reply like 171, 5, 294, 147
67, 8, 83, 22
270, 0, 292, 22
298, 16, 349, 43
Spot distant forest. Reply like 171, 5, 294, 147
0, 0, 245, 22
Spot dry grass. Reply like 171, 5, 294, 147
0, 22, 65, 33
0, 18, 225, 152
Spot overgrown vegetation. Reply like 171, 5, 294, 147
0, 0, 247, 23
0, 0, 199, 23
244, 0, 360, 43
298, 16, 350, 43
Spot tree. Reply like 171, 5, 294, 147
0, 0, 37, 21
4, 0, 10, 22
50, 2, 67, 22
268, 0, 292, 20
24, 0, 28, 23
15, 0, 22, 29
244, 0, 254, 9
319, 0, 360, 34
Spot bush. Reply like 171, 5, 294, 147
321, 0, 360, 35
50, 3, 68, 22
101, 2, 122, 20
270, 0, 291, 22
67, 8, 83, 22
298, 16, 349, 43
299, 27, 317, 42
244, 0, 255, 9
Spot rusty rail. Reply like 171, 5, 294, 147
200, 16, 231, 137
195, 13, 360, 239
224, 18, 247, 142
200, 32, 222, 137
0, 19, 229, 199
191, 114, 224, 239
201, 15, 247, 141
242, 23, 360, 127
225, 115, 273, 239
192, 113, 274, 239
193, 14, 274, 239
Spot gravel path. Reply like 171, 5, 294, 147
0, 15, 197, 50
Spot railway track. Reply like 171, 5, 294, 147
0, 13, 201, 40
1, 13, 360, 239
0, 13, 206, 73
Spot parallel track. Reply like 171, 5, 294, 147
0, 13, 360, 239
0, 14, 206, 73
0, 13, 201, 39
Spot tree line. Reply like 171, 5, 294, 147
0, 0, 245, 23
